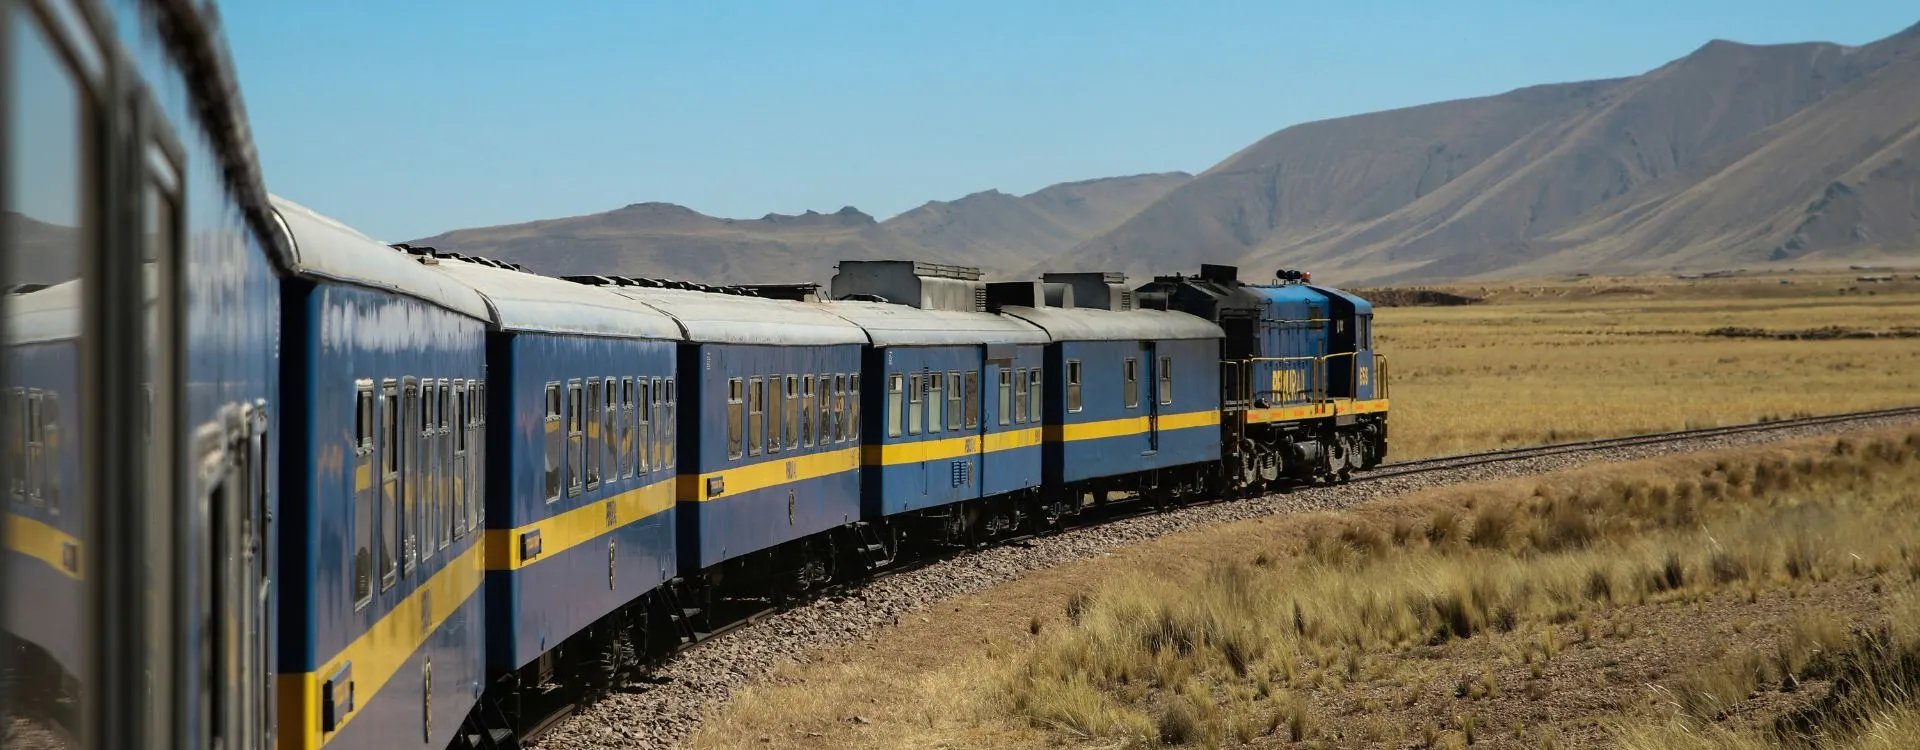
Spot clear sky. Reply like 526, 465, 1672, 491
223, 1, 1918, 241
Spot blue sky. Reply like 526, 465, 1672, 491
224, 1, 1918, 241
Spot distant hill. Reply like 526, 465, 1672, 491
1055, 21, 1920, 284
411, 173, 1189, 285
882, 172, 1189, 274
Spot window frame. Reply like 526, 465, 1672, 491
997, 369, 1012, 426
801, 375, 816, 448
887, 373, 904, 438
833, 374, 848, 442
1027, 368, 1043, 422
784, 374, 800, 450
1158, 356, 1173, 405
946, 371, 963, 431
1067, 360, 1083, 413
1124, 357, 1139, 409
926, 372, 943, 435
544, 382, 562, 502
748, 376, 764, 457
353, 380, 376, 608
381, 379, 402, 589
620, 377, 635, 479
726, 377, 744, 460
848, 374, 861, 441
963, 371, 979, 428
585, 378, 602, 490
567, 379, 585, 496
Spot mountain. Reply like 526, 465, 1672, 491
411, 173, 1189, 285
881, 172, 1189, 273
1058, 21, 1920, 284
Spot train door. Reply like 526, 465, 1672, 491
1143, 342, 1159, 453
191, 403, 270, 750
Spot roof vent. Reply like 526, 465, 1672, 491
1040, 271, 1130, 311
830, 260, 987, 312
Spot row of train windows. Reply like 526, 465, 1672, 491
885, 370, 983, 439
350, 377, 486, 609
725, 373, 859, 461
5, 389, 59, 511
1061, 356, 1175, 414
544, 376, 675, 503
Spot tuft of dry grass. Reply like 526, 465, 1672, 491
999, 430, 1920, 746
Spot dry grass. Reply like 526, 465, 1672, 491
1377, 273, 1920, 458
693, 428, 1920, 749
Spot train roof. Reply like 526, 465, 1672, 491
3, 278, 81, 345
825, 301, 1048, 346
605, 287, 868, 346
427, 260, 683, 340
996, 305, 1223, 342
1308, 284, 1375, 314
270, 196, 491, 321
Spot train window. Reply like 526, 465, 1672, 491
997, 370, 1011, 426
382, 381, 401, 589
663, 377, 675, 466
637, 379, 651, 472
585, 379, 602, 490
726, 378, 743, 460
963, 371, 979, 428
403, 379, 422, 572
886, 374, 903, 438
1361, 316, 1373, 349
908, 374, 924, 436
785, 375, 800, 450
801, 376, 816, 448
1012, 369, 1028, 426
1067, 360, 1083, 413
603, 376, 619, 486
748, 377, 764, 457
475, 381, 487, 527
433, 385, 447, 548
24, 393, 41, 506
1124, 358, 1139, 409
1159, 357, 1174, 405
420, 382, 436, 563
453, 382, 468, 540
815, 375, 830, 446
946, 371, 963, 431
567, 381, 585, 496
1028, 369, 1044, 422
653, 377, 667, 467
7, 389, 21, 499
621, 378, 635, 478
545, 383, 562, 501
832, 375, 847, 442
41, 394, 57, 510
354, 382, 375, 607
767, 375, 784, 454
849, 374, 861, 440
926, 373, 943, 435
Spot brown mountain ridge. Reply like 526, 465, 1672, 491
416, 21, 1920, 286
410, 172, 1189, 285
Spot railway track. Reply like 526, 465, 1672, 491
526, 405, 1920, 750
1362, 405, 1920, 481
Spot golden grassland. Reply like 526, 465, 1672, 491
692, 429, 1920, 749
1375, 273, 1920, 459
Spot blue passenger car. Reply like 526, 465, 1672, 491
606, 285, 868, 574
825, 301, 1048, 521
422, 259, 684, 682
998, 278, 1224, 491
274, 198, 492, 750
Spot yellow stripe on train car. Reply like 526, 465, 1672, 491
3, 512, 82, 581
676, 446, 862, 502
277, 539, 485, 750
1041, 409, 1220, 442
482, 477, 677, 571
860, 426, 1043, 466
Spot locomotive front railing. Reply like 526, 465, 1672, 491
1224, 351, 1376, 410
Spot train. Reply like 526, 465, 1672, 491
0, 2, 1388, 749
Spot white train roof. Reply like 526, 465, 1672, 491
825, 300, 1048, 346
997, 305, 1223, 342
428, 261, 683, 340
271, 196, 491, 320
607, 286, 868, 346
3, 278, 82, 345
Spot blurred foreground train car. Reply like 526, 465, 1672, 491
3, 0, 284, 747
